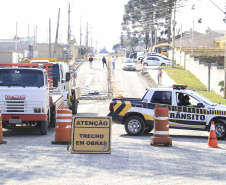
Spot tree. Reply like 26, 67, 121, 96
121, 0, 188, 50
112, 44, 120, 50
78, 46, 86, 55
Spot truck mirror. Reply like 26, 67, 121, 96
197, 103, 204, 108
66, 72, 70, 82
53, 77, 58, 87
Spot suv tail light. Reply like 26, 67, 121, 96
109, 102, 114, 112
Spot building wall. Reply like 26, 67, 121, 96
175, 50, 224, 97
0, 52, 23, 63
36, 43, 64, 59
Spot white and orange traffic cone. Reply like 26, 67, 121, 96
0, 110, 7, 144
208, 121, 219, 148
141, 65, 144, 72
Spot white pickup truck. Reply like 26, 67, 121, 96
108, 84, 226, 140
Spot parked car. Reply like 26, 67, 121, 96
142, 56, 171, 66
150, 54, 171, 62
141, 52, 170, 63
122, 59, 136, 70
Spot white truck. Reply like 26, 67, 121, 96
108, 84, 226, 140
30, 59, 80, 114
0, 63, 64, 135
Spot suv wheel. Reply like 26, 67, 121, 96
214, 119, 226, 140
125, 116, 145, 136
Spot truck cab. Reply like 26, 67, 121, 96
0, 65, 51, 135
30, 59, 79, 114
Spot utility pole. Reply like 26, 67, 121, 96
96, 39, 98, 54
171, 0, 176, 68
191, 20, 194, 56
91, 25, 92, 52
80, 15, 82, 56
15, 22, 17, 50
67, 3, 71, 59
28, 24, 29, 43
33, 25, 36, 57
86, 22, 88, 58
36, 26, 37, 44
54, 8, 60, 58
49, 19, 51, 58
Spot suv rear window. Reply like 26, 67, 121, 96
151, 91, 172, 105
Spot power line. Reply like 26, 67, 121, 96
209, 0, 225, 15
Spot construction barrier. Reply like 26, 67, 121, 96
208, 121, 220, 148
0, 110, 7, 144
51, 106, 72, 145
150, 104, 172, 146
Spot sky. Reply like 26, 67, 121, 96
0, 0, 225, 52
0, 0, 128, 52
176, 0, 226, 35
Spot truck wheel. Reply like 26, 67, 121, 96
143, 63, 148, 66
50, 111, 56, 127
144, 125, 154, 133
214, 119, 226, 140
72, 98, 78, 114
40, 120, 48, 135
125, 116, 145, 136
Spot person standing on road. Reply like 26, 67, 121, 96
102, 56, 107, 68
112, 56, 115, 69
72, 68, 77, 86
64, 52, 69, 60
89, 56, 93, 68
157, 67, 162, 85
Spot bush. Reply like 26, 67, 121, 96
199, 56, 224, 65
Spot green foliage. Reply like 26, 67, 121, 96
165, 67, 226, 104
199, 56, 224, 65
198, 91, 226, 105
218, 80, 224, 92
112, 44, 120, 50
165, 68, 207, 91
78, 46, 86, 55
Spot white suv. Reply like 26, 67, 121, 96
143, 56, 171, 66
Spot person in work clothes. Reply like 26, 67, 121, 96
72, 69, 77, 86
89, 56, 93, 68
112, 56, 115, 69
157, 67, 162, 85
102, 56, 107, 68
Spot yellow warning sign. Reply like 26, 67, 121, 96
71, 117, 111, 154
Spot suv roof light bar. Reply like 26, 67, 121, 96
172, 84, 187, 89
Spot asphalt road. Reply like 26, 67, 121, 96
1, 57, 226, 185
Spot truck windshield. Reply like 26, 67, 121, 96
49, 64, 60, 82
0, 69, 44, 87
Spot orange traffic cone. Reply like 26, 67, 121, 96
114, 94, 123, 98
0, 110, 7, 144
141, 65, 144, 72
208, 121, 219, 148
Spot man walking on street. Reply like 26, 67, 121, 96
102, 56, 107, 68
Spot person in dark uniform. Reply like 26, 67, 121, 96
89, 56, 93, 68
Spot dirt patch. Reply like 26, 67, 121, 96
140, 71, 158, 88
